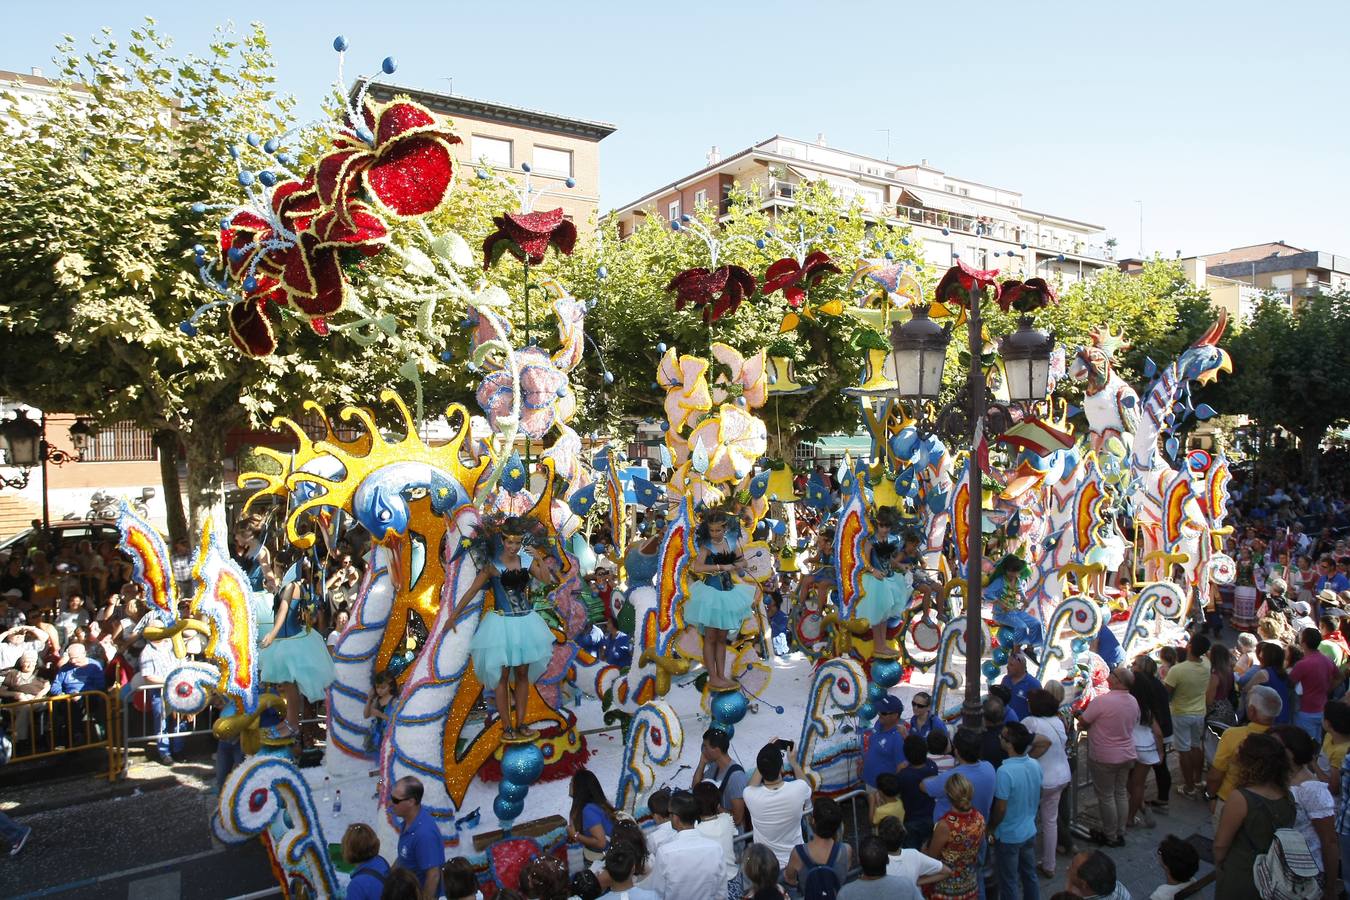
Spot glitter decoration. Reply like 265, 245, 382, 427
794, 657, 866, 791
613, 701, 684, 814
483, 209, 578, 268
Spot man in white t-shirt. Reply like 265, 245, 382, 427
741, 740, 812, 868
877, 815, 950, 887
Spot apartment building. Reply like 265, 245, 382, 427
1201, 242, 1350, 312
362, 82, 615, 227
612, 135, 1114, 285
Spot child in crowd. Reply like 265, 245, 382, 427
1234, 632, 1258, 677
441, 856, 483, 900
1149, 834, 1200, 900
872, 772, 905, 826
1158, 645, 1178, 680
363, 670, 397, 757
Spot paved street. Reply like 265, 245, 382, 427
1, 747, 278, 900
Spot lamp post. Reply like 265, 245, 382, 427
0, 409, 95, 530
890, 281, 1054, 732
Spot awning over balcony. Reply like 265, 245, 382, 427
899, 184, 984, 217
787, 166, 862, 198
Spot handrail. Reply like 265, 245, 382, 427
1, 688, 125, 780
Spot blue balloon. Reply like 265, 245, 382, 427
602, 372, 614, 385
1165, 436, 1180, 459
992, 647, 1009, 666
867, 682, 886, 702
858, 702, 877, 721
493, 795, 524, 823
996, 627, 1014, 646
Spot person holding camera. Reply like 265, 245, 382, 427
743, 739, 812, 870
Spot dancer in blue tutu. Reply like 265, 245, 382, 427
856, 506, 914, 656
685, 509, 755, 691
456, 517, 558, 740
258, 559, 337, 740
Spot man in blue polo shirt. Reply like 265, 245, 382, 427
391, 775, 444, 899
989, 722, 1042, 899
863, 694, 907, 820
999, 653, 1040, 721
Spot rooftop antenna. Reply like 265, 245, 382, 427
441, 76, 454, 95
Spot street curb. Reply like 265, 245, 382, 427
6, 774, 181, 817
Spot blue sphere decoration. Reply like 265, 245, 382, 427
237, 171, 254, 187
263, 138, 279, 154
493, 795, 524, 823
826, 225, 836, 235
332, 36, 349, 52
381, 56, 397, 75
597, 265, 608, 279
884, 251, 894, 260
440, 350, 453, 362
228, 247, 246, 263
502, 743, 545, 784
498, 780, 529, 802
190, 202, 206, 214
982, 661, 1001, 680
858, 702, 876, 721
603, 371, 614, 384
277, 153, 295, 166
709, 689, 749, 726
243, 276, 258, 292
871, 658, 903, 689
1057, 254, 1066, 262
1071, 638, 1090, 654
659, 421, 669, 431
680, 214, 691, 223
755, 239, 766, 249
952, 251, 960, 259
1020, 243, 1027, 249
521, 162, 532, 173
656, 342, 667, 353
178, 321, 198, 337
942, 228, 950, 236
246, 133, 261, 148
193, 243, 206, 256
670, 220, 681, 231
996, 627, 1014, 646
565, 177, 576, 188
867, 682, 886, 702
992, 647, 1009, 666
258, 171, 277, 187
228, 144, 241, 160
219, 217, 232, 230
651, 381, 660, 390
900, 237, 909, 246
764, 230, 774, 238
555, 386, 568, 398
476, 168, 489, 180
873, 240, 883, 250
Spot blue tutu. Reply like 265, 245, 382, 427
684, 579, 755, 633
258, 627, 337, 702
470, 610, 556, 683
856, 571, 913, 627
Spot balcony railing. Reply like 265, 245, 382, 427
759, 180, 1111, 261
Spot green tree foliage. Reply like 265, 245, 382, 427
558, 180, 922, 455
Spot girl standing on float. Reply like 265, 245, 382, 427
856, 506, 914, 656
455, 517, 558, 740
258, 558, 337, 741
684, 509, 754, 691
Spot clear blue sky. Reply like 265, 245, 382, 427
5, 1, 1349, 260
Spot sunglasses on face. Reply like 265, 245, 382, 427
390, 794, 411, 804
913, 703, 929, 710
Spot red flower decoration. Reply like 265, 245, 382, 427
935, 259, 1000, 306
279, 199, 389, 326
219, 178, 320, 282
995, 277, 1056, 313
227, 279, 287, 357
482, 208, 578, 267
316, 99, 461, 222
667, 265, 757, 323
761, 251, 841, 309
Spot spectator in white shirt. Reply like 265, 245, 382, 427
602, 842, 659, 900
327, 610, 349, 654
742, 741, 813, 869
877, 815, 951, 887
692, 781, 739, 895
54, 595, 90, 647
644, 790, 725, 900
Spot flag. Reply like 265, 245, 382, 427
568, 482, 598, 516
974, 416, 992, 475
997, 417, 1075, 458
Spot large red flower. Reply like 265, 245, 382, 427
667, 265, 757, 323
935, 259, 1000, 306
995, 277, 1056, 313
482, 208, 578, 267
227, 279, 287, 357
761, 251, 841, 308
219, 178, 320, 282
278, 200, 389, 326
316, 99, 461, 222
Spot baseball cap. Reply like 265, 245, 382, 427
875, 694, 904, 716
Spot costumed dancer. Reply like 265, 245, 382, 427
456, 517, 558, 740
685, 509, 755, 692
986, 555, 1043, 661
796, 524, 836, 610
231, 515, 270, 593
856, 506, 914, 656
258, 559, 337, 740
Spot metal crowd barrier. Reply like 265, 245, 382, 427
0, 689, 125, 781
122, 685, 327, 752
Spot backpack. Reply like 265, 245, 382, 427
793, 841, 842, 900
1254, 827, 1321, 900
718, 762, 750, 831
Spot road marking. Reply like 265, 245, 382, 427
11, 847, 224, 899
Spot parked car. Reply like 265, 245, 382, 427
0, 519, 121, 556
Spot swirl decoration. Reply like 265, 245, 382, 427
632, 498, 694, 707
794, 657, 866, 791
1206, 553, 1237, 586
1120, 580, 1187, 656
328, 544, 397, 757
613, 701, 685, 814
948, 458, 972, 578
897, 603, 945, 670
116, 500, 177, 628
831, 486, 868, 620
930, 602, 993, 725
213, 754, 339, 899
1033, 590, 1103, 685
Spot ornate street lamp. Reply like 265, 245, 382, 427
889, 306, 952, 403
999, 317, 1055, 405
0, 410, 94, 528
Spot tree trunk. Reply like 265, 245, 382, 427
184, 423, 228, 540
154, 428, 188, 544
1299, 425, 1326, 488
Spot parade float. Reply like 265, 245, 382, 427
128, 36, 1241, 897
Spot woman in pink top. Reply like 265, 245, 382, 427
1075, 666, 1140, 846
1289, 626, 1337, 741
